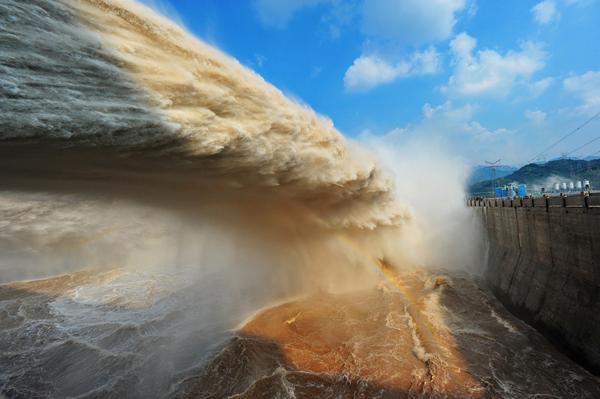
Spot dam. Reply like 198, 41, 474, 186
470, 194, 600, 374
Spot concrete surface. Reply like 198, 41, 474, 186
471, 198, 600, 374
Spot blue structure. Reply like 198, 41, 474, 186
495, 183, 527, 197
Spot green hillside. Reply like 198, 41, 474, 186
469, 159, 600, 195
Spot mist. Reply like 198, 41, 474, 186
361, 133, 484, 273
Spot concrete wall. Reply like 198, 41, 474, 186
472, 195, 600, 374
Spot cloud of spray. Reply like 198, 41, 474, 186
361, 132, 484, 272
0, 0, 480, 308
0, 182, 405, 396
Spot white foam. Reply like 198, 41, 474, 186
490, 309, 517, 333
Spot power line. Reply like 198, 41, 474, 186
526, 111, 600, 164
585, 148, 600, 158
565, 135, 600, 157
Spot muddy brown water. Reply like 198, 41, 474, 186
2, 267, 599, 398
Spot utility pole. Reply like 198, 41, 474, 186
485, 159, 501, 198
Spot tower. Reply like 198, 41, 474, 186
485, 159, 501, 197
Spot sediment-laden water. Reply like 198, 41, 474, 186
1, 1, 599, 398
2, 264, 600, 398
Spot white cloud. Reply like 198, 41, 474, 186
421, 102, 512, 141
362, 0, 466, 44
410, 46, 442, 75
319, 0, 359, 39
345, 56, 408, 90
532, 1, 560, 24
254, 54, 266, 68
449, 31, 476, 60
512, 77, 554, 102
465, 1, 478, 17
422, 101, 476, 121
531, 0, 596, 26
443, 32, 546, 98
245, 54, 267, 70
344, 47, 440, 90
525, 109, 547, 125
563, 70, 600, 113
563, 0, 596, 6
361, 101, 518, 164
310, 66, 323, 78
254, 0, 326, 28
528, 77, 554, 98
342, 0, 471, 92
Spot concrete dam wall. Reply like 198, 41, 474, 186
470, 194, 600, 374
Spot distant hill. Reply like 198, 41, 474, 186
468, 165, 517, 185
583, 155, 600, 161
469, 159, 600, 195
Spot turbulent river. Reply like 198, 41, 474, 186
1, 0, 600, 398
2, 242, 600, 398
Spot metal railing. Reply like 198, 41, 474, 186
467, 192, 600, 209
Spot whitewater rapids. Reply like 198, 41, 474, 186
1, 0, 600, 398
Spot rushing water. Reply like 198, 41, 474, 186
1, 192, 598, 397
1, 1, 600, 398
2, 264, 600, 398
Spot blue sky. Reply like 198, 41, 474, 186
143, 0, 600, 165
